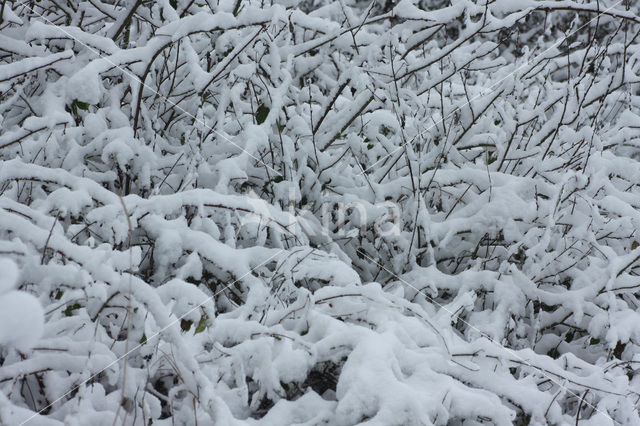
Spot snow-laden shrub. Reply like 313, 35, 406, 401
0, 258, 44, 423
0, 258, 43, 350
1, 0, 640, 424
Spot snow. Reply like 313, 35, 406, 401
2, 0, 640, 424
66, 69, 102, 105
0, 258, 44, 351
0, 51, 73, 83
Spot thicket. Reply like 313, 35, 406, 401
1, 0, 640, 424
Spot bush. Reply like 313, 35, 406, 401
1, 0, 640, 424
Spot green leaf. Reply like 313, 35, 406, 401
195, 315, 209, 334
75, 100, 90, 111
139, 333, 147, 345
613, 341, 626, 359
55, 290, 64, 300
273, 176, 284, 183
185, 276, 200, 286
565, 329, 575, 343
514, 412, 531, 426
64, 303, 81, 317
181, 319, 193, 332
256, 104, 270, 125
69, 100, 90, 116
546, 347, 560, 359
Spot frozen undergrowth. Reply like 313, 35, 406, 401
1, 0, 640, 424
